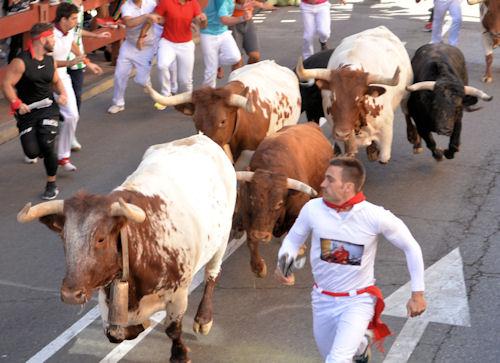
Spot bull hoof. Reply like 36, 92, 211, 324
378, 160, 389, 165
193, 319, 213, 335
333, 143, 342, 156
432, 149, 444, 161
106, 325, 126, 343
443, 149, 455, 159
252, 261, 267, 278
413, 147, 424, 154
482, 75, 493, 83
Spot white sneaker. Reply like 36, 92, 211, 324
24, 156, 38, 164
107, 104, 125, 114
71, 138, 82, 152
59, 159, 77, 172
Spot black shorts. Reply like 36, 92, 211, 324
230, 20, 260, 54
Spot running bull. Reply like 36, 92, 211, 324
17, 134, 236, 362
405, 43, 493, 160
235, 123, 333, 277
468, 0, 499, 83
296, 26, 413, 164
145, 60, 301, 167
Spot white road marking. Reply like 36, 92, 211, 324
100, 234, 247, 362
0, 279, 59, 294
254, 20, 264, 24
281, 20, 296, 23
287, 10, 300, 13
383, 248, 471, 363
25, 235, 247, 363
26, 307, 101, 363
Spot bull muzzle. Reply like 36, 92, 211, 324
60, 283, 88, 305
334, 129, 354, 141
249, 230, 273, 243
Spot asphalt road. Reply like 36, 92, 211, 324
1, 1, 499, 362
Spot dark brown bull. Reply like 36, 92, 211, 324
469, 0, 500, 82
235, 123, 334, 277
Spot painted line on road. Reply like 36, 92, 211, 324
0, 279, 59, 294
26, 234, 246, 363
26, 307, 101, 363
280, 19, 296, 23
100, 234, 247, 362
254, 20, 264, 23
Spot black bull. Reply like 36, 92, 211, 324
404, 43, 493, 161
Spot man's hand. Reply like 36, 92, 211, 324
70, 54, 86, 67
97, 31, 111, 38
197, 13, 208, 29
57, 94, 68, 106
406, 291, 426, 317
148, 13, 163, 24
136, 37, 145, 50
274, 266, 295, 286
18, 103, 30, 115
243, 8, 253, 21
87, 62, 103, 75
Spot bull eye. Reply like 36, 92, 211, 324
97, 237, 105, 244
219, 119, 226, 127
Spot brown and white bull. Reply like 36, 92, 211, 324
17, 134, 236, 362
235, 123, 333, 277
296, 26, 413, 164
145, 60, 302, 167
468, 0, 500, 82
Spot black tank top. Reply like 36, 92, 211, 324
15, 50, 60, 122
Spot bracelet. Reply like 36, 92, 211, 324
10, 98, 22, 115
83, 57, 90, 65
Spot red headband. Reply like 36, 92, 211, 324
27, 30, 54, 57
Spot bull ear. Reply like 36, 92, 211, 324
39, 214, 65, 234
174, 103, 195, 116
240, 86, 250, 97
315, 80, 330, 90
366, 86, 386, 98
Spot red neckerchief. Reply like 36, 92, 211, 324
323, 192, 366, 212
26, 29, 54, 58
54, 23, 69, 36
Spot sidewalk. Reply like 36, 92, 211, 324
0, 51, 116, 145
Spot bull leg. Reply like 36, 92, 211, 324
165, 289, 189, 363
483, 54, 493, 83
419, 131, 443, 161
193, 273, 219, 335
247, 238, 267, 278
444, 121, 461, 159
366, 141, 380, 162
343, 138, 358, 158
405, 114, 423, 153
377, 121, 394, 164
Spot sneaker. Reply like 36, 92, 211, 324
154, 102, 166, 111
24, 156, 38, 164
320, 41, 328, 51
58, 158, 77, 172
353, 334, 372, 363
41, 182, 59, 200
423, 22, 432, 32
71, 138, 82, 152
7, 0, 30, 15
107, 104, 125, 114
48, 0, 60, 5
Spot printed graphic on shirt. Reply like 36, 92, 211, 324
320, 238, 364, 266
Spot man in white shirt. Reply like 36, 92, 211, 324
53, 3, 101, 171
275, 157, 427, 363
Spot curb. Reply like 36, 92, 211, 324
0, 74, 115, 146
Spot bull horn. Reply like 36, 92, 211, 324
223, 144, 234, 164
464, 86, 493, 101
235, 171, 255, 182
144, 85, 192, 107
110, 198, 146, 223
296, 57, 331, 82
406, 81, 436, 92
17, 200, 64, 223
467, 0, 483, 5
367, 67, 400, 86
286, 178, 318, 197
227, 94, 254, 113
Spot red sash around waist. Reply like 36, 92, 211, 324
302, 0, 328, 5
313, 283, 392, 352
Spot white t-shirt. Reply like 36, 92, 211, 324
53, 27, 75, 80
121, 0, 162, 46
279, 198, 425, 292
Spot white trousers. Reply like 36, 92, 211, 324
300, 1, 331, 60
112, 40, 177, 106
55, 74, 79, 160
312, 289, 374, 363
157, 38, 195, 95
200, 31, 241, 87
431, 0, 462, 47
